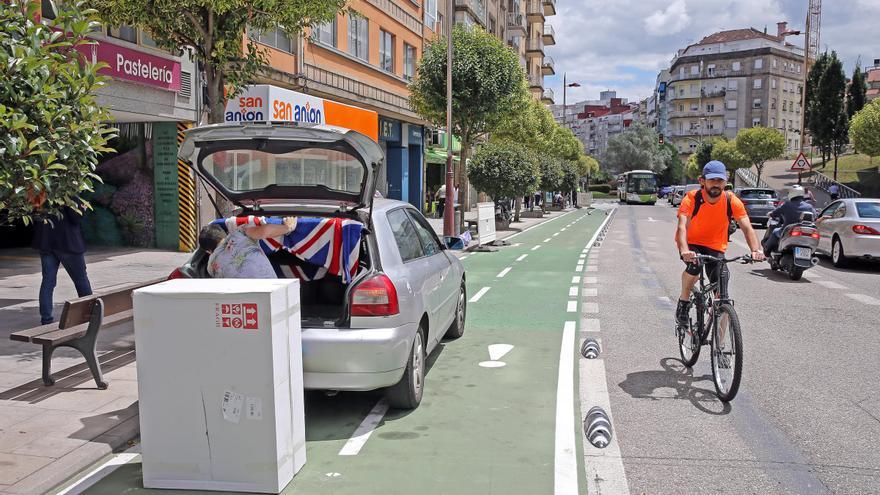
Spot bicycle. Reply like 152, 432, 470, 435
676, 253, 761, 402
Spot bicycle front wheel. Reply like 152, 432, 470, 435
711, 303, 743, 402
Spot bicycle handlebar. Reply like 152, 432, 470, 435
693, 253, 764, 264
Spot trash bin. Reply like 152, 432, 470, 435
453, 203, 461, 235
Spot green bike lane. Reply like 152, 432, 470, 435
74, 209, 606, 495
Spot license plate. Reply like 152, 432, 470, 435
794, 247, 811, 260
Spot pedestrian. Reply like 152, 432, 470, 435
436, 184, 447, 218
208, 217, 296, 279
32, 205, 92, 325
803, 187, 815, 206
828, 183, 840, 201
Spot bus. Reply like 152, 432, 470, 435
618, 170, 659, 205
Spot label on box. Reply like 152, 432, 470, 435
215, 303, 258, 330
221, 390, 244, 423
246, 397, 263, 420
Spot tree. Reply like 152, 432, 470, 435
411, 25, 525, 228
0, 1, 115, 226
685, 153, 700, 179
657, 142, 683, 185
602, 123, 670, 173
734, 127, 785, 184
850, 99, 880, 158
88, 0, 345, 123
538, 158, 564, 194
467, 141, 540, 222
695, 140, 716, 168
813, 52, 849, 179
711, 139, 749, 171
805, 52, 829, 159
847, 64, 867, 119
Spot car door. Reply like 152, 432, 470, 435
385, 208, 440, 331
406, 209, 457, 342
815, 201, 841, 253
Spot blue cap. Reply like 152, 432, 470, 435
702, 160, 728, 180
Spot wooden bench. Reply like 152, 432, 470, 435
10, 278, 163, 389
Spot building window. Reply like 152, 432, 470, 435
313, 19, 337, 47
727, 119, 737, 129
771, 78, 777, 89
255, 26, 292, 52
752, 117, 761, 127
348, 14, 369, 61
727, 100, 737, 110
754, 58, 763, 69
707, 64, 716, 76
678, 104, 684, 112
797, 64, 801, 73
425, 0, 437, 29
108, 25, 138, 43
732, 61, 742, 71
753, 98, 762, 109
782, 100, 787, 111
728, 79, 738, 90
772, 58, 777, 68
690, 103, 699, 111
379, 29, 394, 72
771, 117, 776, 127
691, 65, 699, 75
679, 67, 685, 78
489, 15, 496, 34
706, 103, 715, 112
753, 78, 762, 89
404, 43, 416, 81
771, 97, 777, 109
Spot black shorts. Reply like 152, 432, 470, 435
683, 244, 727, 285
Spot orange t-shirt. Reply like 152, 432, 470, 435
678, 190, 748, 252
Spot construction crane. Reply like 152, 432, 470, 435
799, 0, 821, 154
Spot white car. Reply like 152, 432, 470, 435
815, 198, 880, 267
670, 184, 700, 207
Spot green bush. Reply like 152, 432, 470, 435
588, 184, 612, 193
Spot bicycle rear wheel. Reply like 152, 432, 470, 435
711, 303, 743, 402
677, 292, 702, 367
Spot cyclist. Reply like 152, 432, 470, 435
674, 161, 765, 327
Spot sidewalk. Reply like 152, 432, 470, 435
0, 208, 572, 494
427, 206, 578, 249
753, 161, 833, 209
0, 248, 188, 495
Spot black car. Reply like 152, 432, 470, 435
734, 188, 781, 227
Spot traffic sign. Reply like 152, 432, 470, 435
790, 152, 811, 171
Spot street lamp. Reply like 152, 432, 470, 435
562, 73, 581, 127
443, 0, 454, 237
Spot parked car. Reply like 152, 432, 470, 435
658, 185, 673, 198
734, 187, 782, 227
814, 198, 880, 267
670, 184, 700, 207
174, 122, 467, 409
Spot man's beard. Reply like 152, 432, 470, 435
706, 186, 723, 198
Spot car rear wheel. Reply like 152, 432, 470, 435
386, 326, 425, 409
444, 283, 466, 340
832, 236, 849, 268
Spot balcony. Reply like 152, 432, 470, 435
454, 0, 487, 27
542, 24, 555, 45
542, 56, 555, 75
542, 87, 555, 104
507, 12, 526, 35
701, 88, 726, 98
525, 37, 544, 57
542, 0, 556, 16
526, 0, 544, 22
528, 74, 543, 89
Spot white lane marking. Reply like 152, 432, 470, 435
576, 265, 584, 272
586, 265, 598, 272
583, 302, 599, 314
647, 217, 658, 222
584, 277, 598, 284
497, 267, 513, 278
516, 254, 528, 262
584, 319, 601, 332
657, 296, 672, 304
511, 243, 523, 247
55, 451, 140, 495
532, 245, 542, 251
579, 254, 586, 259
569, 286, 579, 297
562, 228, 568, 231
580, 358, 630, 495
846, 293, 880, 306
470, 287, 491, 302
816, 280, 847, 290
805, 271, 822, 278
577, 261, 585, 267
572, 276, 581, 284
544, 238, 553, 243
339, 400, 390, 456
567, 300, 578, 312
460, 255, 470, 260
479, 344, 514, 367
553, 232, 560, 237
582, 288, 598, 297
501, 209, 580, 241
555, 321, 579, 494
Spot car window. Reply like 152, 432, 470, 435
740, 189, 776, 199
855, 202, 880, 218
832, 203, 847, 219
820, 202, 840, 218
406, 209, 442, 257
386, 208, 424, 262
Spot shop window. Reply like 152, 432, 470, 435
313, 19, 337, 47
256, 26, 292, 53
348, 14, 369, 61
404, 43, 416, 81
141, 29, 158, 48
108, 25, 138, 44
379, 29, 394, 73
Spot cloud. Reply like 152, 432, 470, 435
644, 0, 691, 36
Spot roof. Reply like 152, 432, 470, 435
699, 28, 782, 45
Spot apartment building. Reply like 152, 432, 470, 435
551, 91, 637, 156
665, 23, 806, 155
866, 58, 880, 101
504, 0, 556, 103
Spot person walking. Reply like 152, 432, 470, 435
436, 184, 447, 219
32, 205, 93, 325
828, 183, 840, 201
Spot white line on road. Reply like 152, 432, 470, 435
579, 254, 586, 259
567, 300, 577, 312
580, 358, 630, 495
583, 302, 599, 314
584, 277, 598, 284
555, 321, 579, 494
544, 238, 553, 243
586, 265, 598, 272
460, 255, 470, 260
583, 319, 601, 332
497, 267, 513, 278
576, 265, 584, 272
846, 293, 880, 306
516, 254, 528, 262
569, 286, 579, 297
572, 276, 581, 284
532, 245, 542, 251
553, 232, 560, 237
582, 288, 598, 297
816, 280, 847, 290
339, 400, 390, 456
470, 287, 491, 302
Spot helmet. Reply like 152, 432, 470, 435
787, 185, 805, 199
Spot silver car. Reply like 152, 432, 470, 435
177, 122, 467, 409
670, 184, 700, 207
815, 198, 880, 267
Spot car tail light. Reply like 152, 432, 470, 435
773, 200, 783, 207
167, 267, 185, 280
853, 224, 880, 235
350, 274, 400, 317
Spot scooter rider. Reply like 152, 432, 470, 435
762, 185, 816, 256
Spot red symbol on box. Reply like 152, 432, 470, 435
222, 317, 232, 327
243, 304, 258, 329
231, 304, 242, 315
222, 304, 231, 314
232, 317, 242, 328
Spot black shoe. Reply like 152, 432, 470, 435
675, 299, 691, 327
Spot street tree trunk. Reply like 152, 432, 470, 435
514, 196, 521, 222
833, 153, 839, 181
205, 65, 226, 124
756, 163, 764, 185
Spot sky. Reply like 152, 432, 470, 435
544, 0, 880, 106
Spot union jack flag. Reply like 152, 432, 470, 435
211, 216, 363, 283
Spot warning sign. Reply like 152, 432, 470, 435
216, 303, 258, 330
790, 152, 811, 171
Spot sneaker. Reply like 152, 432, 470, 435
675, 299, 691, 327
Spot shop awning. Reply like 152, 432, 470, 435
425, 148, 460, 165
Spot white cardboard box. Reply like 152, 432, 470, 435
133, 279, 305, 493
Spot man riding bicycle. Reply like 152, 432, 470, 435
674, 161, 765, 327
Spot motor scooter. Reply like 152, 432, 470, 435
761, 212, 820, 281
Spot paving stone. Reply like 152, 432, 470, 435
0, 452, 53, 485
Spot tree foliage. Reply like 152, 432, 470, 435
847, 64, 867, 119
538, 158, 564, 192
850, 99, 880, 157
0, 1, 116, 225
467, 140, 540, 203
710, 139, 749, 171
808, 52, 849, 172
695, 140, 716, 168
685, 153, 699, 179
601, 123, 670, 173
734, 127, 785, 184
657, 142, 683, 185
805, 52, 828, 145
87, 0, 345, 123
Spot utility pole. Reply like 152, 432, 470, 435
443, 0, 454, 238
